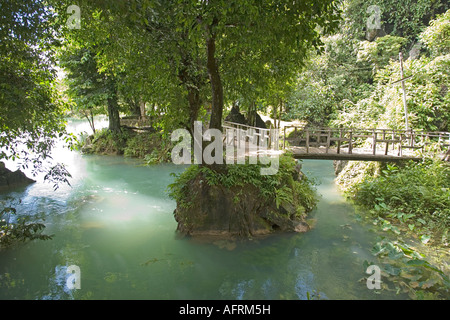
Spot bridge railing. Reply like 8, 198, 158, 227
223, 121, 280, 151
283, 126, 450, 158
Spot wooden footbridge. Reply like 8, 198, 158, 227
223, 121, 450, 162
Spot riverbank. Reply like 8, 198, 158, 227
335, 158, 450, 299
77, 127, 173, 165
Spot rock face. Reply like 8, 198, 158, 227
252, 112, 267, 129
333, 160, 349, 176
0, 162, 35, 190
224, 105, 267, 129
174, 180, 309, 238
224, 105, 247, 125
365, 28, 387, 41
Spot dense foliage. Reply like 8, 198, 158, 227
168, 154, 318, 217
286, 1, 449, 130
0, 0, 73, 175
307, 3, 450, 299
333, 39, 450, 131
339, 160, 449, 243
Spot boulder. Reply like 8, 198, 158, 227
173, 170, 310, 239
0, 162, 35, 190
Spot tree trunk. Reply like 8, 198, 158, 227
187, 87, 201, 135
89, 109, 95, 134
107, 93, 121, 133
107, 98, 121, 133
139, 100, 146, 119
105, 77, 121, 133
83, 109, 95, 134
205, 26, 223, 131
273, 104, 278, 129
178, 55, 202, 135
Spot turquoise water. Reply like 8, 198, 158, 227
0, 121, 408, 300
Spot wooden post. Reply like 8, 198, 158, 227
383, 130, 389, 155
326, 129, 331, 153
373, 130, 377, 155
306, 129, 310, 154
348, 130, 353, 155
399, 52, 409, 131
392, 130, 395, 152
238, 128, 242, 149
337, 129, 342, 154
316, 129, 320, 148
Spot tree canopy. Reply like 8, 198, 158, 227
54, 0, 341, 134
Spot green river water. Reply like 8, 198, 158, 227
0, 119, 409, 300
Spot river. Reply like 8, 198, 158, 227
0, 119, 409, 300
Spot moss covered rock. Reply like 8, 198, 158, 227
169, 155, 317, 239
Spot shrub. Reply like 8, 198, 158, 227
355, 159, 450, 241
123, 132, 156, 158
89, 128, 130, 155
338, 158, 450, 244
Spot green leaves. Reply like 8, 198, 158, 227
367, 237, 449, 298
1, 197, 53, 248
340, 158, 449, 298
419, 10, 450, 57
420, 234, 431, 244
359, 160, 449, 243
357, 35, 408, 71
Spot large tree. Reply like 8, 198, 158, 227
57, 0, 340, 134
184, 0, 342, 131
